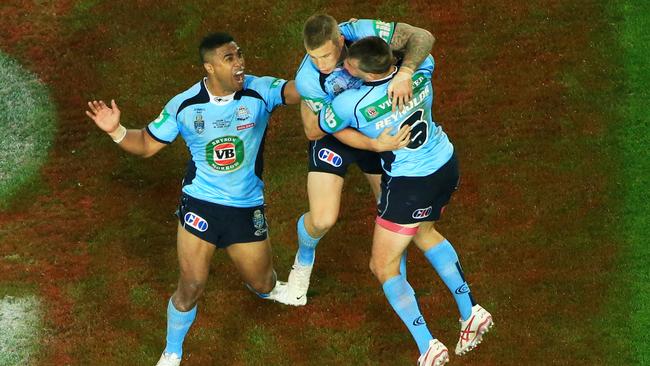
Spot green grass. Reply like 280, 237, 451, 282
0, 285, 42, 366
606, 1, 650, 364
0, 53, 56, 210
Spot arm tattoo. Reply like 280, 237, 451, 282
390, 23, 435, 71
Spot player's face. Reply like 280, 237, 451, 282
306, 36, 344, 74
205, 42, 246, 93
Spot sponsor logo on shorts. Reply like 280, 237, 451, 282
317, 148, 343, 167
454, 283, 470, 294
412, 316, 426, 326
206, 136, 245, 172
184, 212, 208, 232
412, 206, 432, 219
253, 209, 267, 236
236, 123, 255, 130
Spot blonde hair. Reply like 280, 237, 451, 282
303, 14, 340, 50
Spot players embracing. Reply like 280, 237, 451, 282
303, 35, 494, 366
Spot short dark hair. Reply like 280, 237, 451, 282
348, 36, 394, 74
303, 14, 339, 50
199, 32, 234, 63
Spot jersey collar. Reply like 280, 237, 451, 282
363, 66, 399, 86
204, 78, 236, 105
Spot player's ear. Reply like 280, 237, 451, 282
203, 62, 213, 75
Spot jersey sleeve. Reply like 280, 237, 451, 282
318, 94, 354, 134
146, 98, 180, 144
295, 62, 329, 113
248, 76, 288, 113
339, 19, 396, 44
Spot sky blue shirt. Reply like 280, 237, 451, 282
146, 75, 286, 207
317, 56, 454, 177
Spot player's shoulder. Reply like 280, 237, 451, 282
296, 55, 318, 81
167, 80, 205, 112
295, 56, 323, 97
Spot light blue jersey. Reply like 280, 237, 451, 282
318, 56, 454, 177
295, 19, 396, 112
146, 75, 287, 207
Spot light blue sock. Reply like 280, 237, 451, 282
424, 240, 476, 320
164, 298, 197, 357
296, 214, 322, 266
382, 275, 434, 354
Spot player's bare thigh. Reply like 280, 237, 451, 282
226, 238, 275, 294
370, 222, 419, 283
306, 171, 344, 234
174, 223, 217, 310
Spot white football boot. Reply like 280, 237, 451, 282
417, 339, 449, 366
155, 352, 181, 366
455, 304, 494, 355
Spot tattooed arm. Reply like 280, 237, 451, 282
387, 23, 435, 111
390, 22, 435, 72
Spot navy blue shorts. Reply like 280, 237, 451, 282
176, 193, 268, 248
377, 154, 459, 225
308, 134, 383, 177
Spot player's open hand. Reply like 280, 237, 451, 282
374, 124, 411, 152
85, 100, 121, 134
387, 67, 414, 112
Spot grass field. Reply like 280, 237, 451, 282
0, 1, 648, 365
0, 53, 56, 209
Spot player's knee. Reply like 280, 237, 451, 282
309, 212, 338, 233
177, 279, 206, 304
247, 278, 274, 295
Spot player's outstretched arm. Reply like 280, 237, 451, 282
85, 100, 166, 158
283, 81, 301, 105
387, 23, 435, 112
333, 124, 411, 152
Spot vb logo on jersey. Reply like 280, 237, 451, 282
206, 136, 245, 172
412, 206, 432, 219
318, 148, 343, 167
184, 212, 208, 232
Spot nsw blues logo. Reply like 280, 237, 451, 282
412, 206, 432, 219
184, 212, 208, 232
318, 148, 343, 167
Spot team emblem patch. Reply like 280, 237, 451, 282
412, 206, 432, 219
206, 136, 245, 171
194, 112, 205, 134
252, 209, 267, 236
184, 212, 208, 232
236, 106, 250, 121
317, 148, 343, 167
